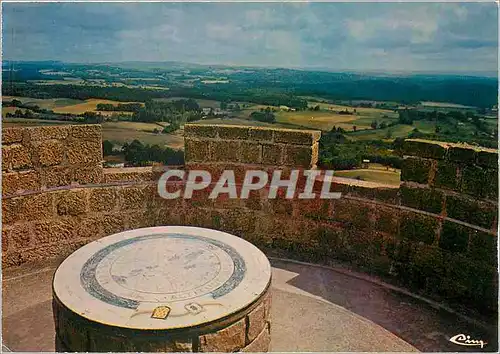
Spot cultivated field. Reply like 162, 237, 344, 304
154, 97, 220, 108
3, 96, 144, 116
334, 168, 401, 186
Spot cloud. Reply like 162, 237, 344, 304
1, 2, 497, 73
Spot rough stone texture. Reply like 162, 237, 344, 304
211, 140, 240, 162
35, 140, 65, 167
241, 324, 271, 352
41, 166, 72, 189
400, 157, 431, 184
89, 187, 118, 212
218, 125, 250, 140
400, 184, 443, 214
54, 190, 87, 216
2, 127, 24, 144
27, 126, 70, 141
434, 161, 460, 190
2, 171, 40, 196
70, 125, 102, 140
262, 144, 283, 165
476, 150, 498, 168
399, 212, 438, 245
283, 145, 315, 167
249, 127, 273, 142
273, 129, 321, 146
240, 142, 262, 164
103, 167, 154, 183
67, 140, 102, 164
185, 139, 210, 162
184, 124, 218, 138
439, 221, 470, 253
199, 318, 246, 352
445, 194, 496, 229
2, 144, 32, 171
72, 165, 103, 185
448, 146, 476, 163
246, 301, 267, 342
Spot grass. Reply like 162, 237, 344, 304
2, 118, 74, 126
52, 99, 143, 115
334, 168, 401, 186
347, 124, 414, 141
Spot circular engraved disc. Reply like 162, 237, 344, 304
53, 227, 271, 330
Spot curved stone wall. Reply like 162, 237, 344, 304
2, 124, 498, 315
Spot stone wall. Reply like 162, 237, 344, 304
2, 124, 498, 315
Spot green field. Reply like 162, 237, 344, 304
346, 124, 414, 141
334, 168, 401, 186
154, 97, 220, 108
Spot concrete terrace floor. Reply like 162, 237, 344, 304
2, 258, 498, 352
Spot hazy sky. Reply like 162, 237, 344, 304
2, 2, 498, 73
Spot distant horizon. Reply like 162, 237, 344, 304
2, 2, 497, 74
2, 59, 498, 78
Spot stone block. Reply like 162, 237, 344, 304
262, 144, 283, 165
401, 157, 431, 184
184, 138, 210, 162
35, 140, 65, 167
283, 144, 316, 167
2, 170, 40, 195
439, 221, 470, 253
2, 198, 19, 224
242, 324, 270, 352
3, 223, 32, 249
445, 194, 496, 229
217, 125, 250, 140
89, 187, 119, 212
55, 190, 87, 216
273, 128, 321, 146
2, 144, 32, 171
240, 142, 262, 164
333, 199, 373, 230
448, 146, 476, 163
399, 212, 438, 244
246, 301, 267, 343
120, 186, 148, 210
468, 230, 497, 264
103, 167, 153, 183
461, 165, 485, 197
70, 124, 102, 140
184, 124, 217, 138
41, 166, 72, 188
67, 140, 102, 164
72, 165, 103, 185
249, 127, 273, 142
402, 139, 447, 159
17, 193, 54, 222
476, 150, 498, 169
32, 218, 78, 245
400, 184, 443, 214
434, 160, 460, 190
374, 206, 399, 235
482, 169, 498, 201
199, 318, 246, 352
210, 140, 240, 162
27, 125, 70, 141
2, 127, 23, 144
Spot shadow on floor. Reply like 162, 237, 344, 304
270, 258, 498, 352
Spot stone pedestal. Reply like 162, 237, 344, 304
52, 226, 272, 352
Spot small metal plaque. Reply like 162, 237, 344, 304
151, 306, 171, 319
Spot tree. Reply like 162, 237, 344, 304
379, 122, 387, 129
352, 126, 357, 132
102, 140, 114, 156
385, 129, 393, 139
370, 120, 378, 129
314, 105, 320, 111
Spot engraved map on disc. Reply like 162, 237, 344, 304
81, 233, 246, 309
53, 227, 271, 330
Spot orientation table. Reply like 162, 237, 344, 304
52, 226, 272, 352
